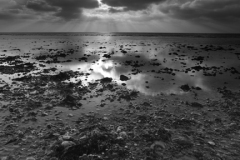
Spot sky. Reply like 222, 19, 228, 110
0, 0, 240, 33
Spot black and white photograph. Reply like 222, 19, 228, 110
0, 0, 240, 159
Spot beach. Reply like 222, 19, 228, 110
0, 33, 240, 159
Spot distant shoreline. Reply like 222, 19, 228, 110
1, 32, 240, 38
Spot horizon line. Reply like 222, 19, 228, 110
0, 32, 240, 34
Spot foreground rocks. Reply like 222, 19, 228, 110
1, 75, 240, 159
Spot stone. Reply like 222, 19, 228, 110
208, 140, 216, 146
120, 75, 129, 81
173, 135, 193, 147
180, 84, 191, 92
26, 157, 36, 160
150, 141, 165, 150
68, 114, 73, 117
100, 77, 112, 83
62, 132, 72, 141
119, 131, 128, 139
61, 141, 76, 148
103, 117, 108, 120
117, 126, 124, 132
191, 102, 203, 108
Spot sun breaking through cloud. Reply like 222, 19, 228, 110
0, 0, 239, 32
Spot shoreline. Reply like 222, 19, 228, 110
0, 34, 240, 159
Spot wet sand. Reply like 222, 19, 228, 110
0, 33, 240, 159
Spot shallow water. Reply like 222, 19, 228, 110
1, 33, 240, 100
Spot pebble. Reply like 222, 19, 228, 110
45, 104, 53, 109
119, 131, 128, 138
30, 91, 37, 95
208, 140, 216, 146
173, 135, 193, 147
103, 117, 108, 120
68, 114, 73, 117
26, 157, 35, 160
150, 141, 165, 149
41, 112, 48, 116
62, 133, 72, 141
61, 141, 76, 148
117, 126, 124, 132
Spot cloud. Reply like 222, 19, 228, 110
47, 0, 100, 20
0, 0, 100, 21
25, 0, 100, 20
26, 0, 58, 12
159, 0, 240, 22
101, 0, 166, 11
0, 0, 239, 32
0, 0, 16, 9
0, 10, 36, 21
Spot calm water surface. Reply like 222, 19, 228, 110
1, 33, 240, 100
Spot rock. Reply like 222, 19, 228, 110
103, 117, 108, 120
61, 141, 76, 148
103, 54, 111, 58
100, 77, 112, 83
207, 140, 216, 146
191, 102, 203, 108
173, 135, 193, 147
68, 113, 74, 117
117, 126, 124, 132
62, 95, 76, 105
192, 86, 202, 90
26, 157, 36, 160
44, 104, 53, 110
120, 75, 129, 81
62, 132, 72, 141
51, 72, 72, 81
150, 141, 165, 150
142, 102, 151, 106
41, 112, 48, 116
180, 84, 191, 92
119, 131, 128, 139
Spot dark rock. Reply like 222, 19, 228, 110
120, 75, 129, 81
62, 95, 77, 106
103, 54, 111, 58
100, 77, 112, 83
191, 102, 204, 108
192, 86, 202, 90
180, 84, 191, 92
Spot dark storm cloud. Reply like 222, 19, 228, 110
102, 0, 166, 11
26, 0, 57, 12
159, 0, 240, 22
25, 0, 100, 20
46, 0, 99, 20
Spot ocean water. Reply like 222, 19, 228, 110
1, 33, 240, 100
